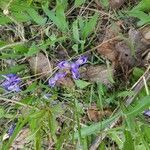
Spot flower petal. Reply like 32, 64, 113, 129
57, 61, 70, 69
1, 74, 21, 92
48, 77, 56, 87
75, 56, 88, 66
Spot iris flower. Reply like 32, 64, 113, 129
49, 56, 88, 87
48, 72, 67, 87
1, 74, 21, 92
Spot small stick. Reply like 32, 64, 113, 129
89, 66, 150, 150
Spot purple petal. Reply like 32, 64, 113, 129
1, 74, 21, 92
70, 63, 80, 79
71, 69, 80, 79
71, 62, 79, 70
48, 77, 56, 87
143, 110, 150, 117
54, 72, 67, 80
57, 61, 70, 69
7, 84, 21, 92
8, 124, 16, 136
75, 56, 88, 66
48, 72, 67, 87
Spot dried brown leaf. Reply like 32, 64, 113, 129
10, 128, 30, 150
97, 24, 121, 62
109, 0, 127, 9
140, 25, 150, 41
87, 105, 112, 122
56, 76, 74, 88
81, 65, 114, 87
28, 52, 53, 77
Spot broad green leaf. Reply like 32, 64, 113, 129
25, 42, 40, 57
72, 20, 80, 43
30, 110, 46, 119
26, 8, 46, 25
75, 80, 91, 89
124, 96, 150, 117
72, 44, 78, 53
43, 3, 69, 32
128, 10, 150, 26
82, 13, 99, 39
133, 67, 144, 79
123, 130, 135, 150
132, 0, 150, 12
117, 91, 134, 98
0, 15, 11, 25
55, 2, 69, 31
0, 108, 5, 118
73, 114, 119, 139
74, 0, 86, 7
100, 0, 109, 8
0, 53, 21, 59
12, 12, 31, 22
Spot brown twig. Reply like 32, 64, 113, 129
89, 65, 150, 150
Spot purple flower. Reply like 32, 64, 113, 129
48, 77, 56, 87
75, 56, 88, 66
48, 56, 88, 87
48, 72, 67, 87
143, 110, 150, 117
57, 61, 70, 69
1, 74, 21, 92
71, 63, 80, 79
8, 124, 16, 137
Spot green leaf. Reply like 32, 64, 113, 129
72, 20, 80, 43
72, 44, 78, 53
75, 80, 91, 89
56, 2, 69, 31
128, 10, 150, 26
133, 67, 144, 79
0, 65, 27, 77
43, 2, 69, 32
82, 13, 99, 39
124, 96, 150, 117
73, 114, 119, 139
74, 0, 86, 7
117, 91, 135, 98
109, 132, 123, 149
25, 42, 40, 57
12, 12, 31, 22
0, 108, 5, 118
26, 8, 46, 25
0, 14, 12, 25
132, 0, 150, 12
123, 130, 135, 150
100, 0, 109, 8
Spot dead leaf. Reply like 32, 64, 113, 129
87, 105, 112, 122
109, 0, 127, 9
97, 23, 122, 62
28, 52, 53, 77
56, 76, 74, 88
97, 40, 119, 62
10, 128, 30, 150
140, 25, 150, 41
81, 65, 114, 87
97, 26, 149, 78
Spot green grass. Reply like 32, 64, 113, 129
0, 0, 150, 149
